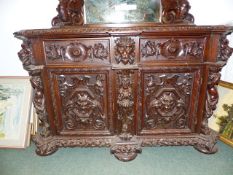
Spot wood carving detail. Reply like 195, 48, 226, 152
144, 73, 193, 129
218, 34, 233, 62
114, 37, 136, 65
31, 76, 51, 137
162, 0, 194, 24
141, 39, 204, 59
57, 74, 107, 131
52, 0, 84, 26
45, 41, 109, 62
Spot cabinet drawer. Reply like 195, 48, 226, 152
43, 39, 110, 65
140, 37, 206, 62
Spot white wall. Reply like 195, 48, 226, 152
0, 0, 233, 82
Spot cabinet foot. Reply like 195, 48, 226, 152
110, 136, 142, 162
194, 130, 219, 154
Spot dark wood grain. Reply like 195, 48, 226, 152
14, 0, 233, 161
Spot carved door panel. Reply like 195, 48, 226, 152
138, 66, 202, 135
48, 68, 113, 136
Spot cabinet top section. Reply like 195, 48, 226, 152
14, 25, 233, 39
51, 0, 195, 26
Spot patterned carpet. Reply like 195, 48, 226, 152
0, 141, 232, 175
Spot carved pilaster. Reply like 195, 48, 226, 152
111, 70, 141, 162
162, 0, 194, 24
52, 0, 84, 27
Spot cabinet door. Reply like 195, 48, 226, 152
47, 68, 113, 136
138, 66, 202, 135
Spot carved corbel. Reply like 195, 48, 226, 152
52, 0, 84, 27
162, 0, 194, 24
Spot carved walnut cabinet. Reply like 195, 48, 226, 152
14, 0, 233, 161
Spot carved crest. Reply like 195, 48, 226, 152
161, 0, 194, 24
52, 0, 84, 26
114, 37, 136, 65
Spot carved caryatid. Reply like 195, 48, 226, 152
162, 0, 194, 24
141, 39, 204, 59
58, 75, 106, 130
114, 37, 136, 65
144, 73, 193, 129
45, 41, 109, 62
52, 0, 84, 26
218, 34, 233, 62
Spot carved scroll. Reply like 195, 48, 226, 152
52, 0, 84, 26
144, 73, 193, 129
141, 39, 204, 59
162, 0, 194, 24
57, 74, 107, 131
45, 41, 109, 63
114, 37, 136, 65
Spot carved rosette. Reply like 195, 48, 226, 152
45, 42, 109, 62
52, 0, 84, 26
162, 0, 194, 24
144, 73, 193, 129
58, 75, 106, 130
114, 37, 136, 65
218, 34, 233, 62
141, 39, 204, 59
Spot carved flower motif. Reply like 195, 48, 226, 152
65, 43, 87, 61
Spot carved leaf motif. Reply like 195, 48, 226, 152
18, 40, 33, 72
144, 73, 193, 129
115, 37, 136, 65
45, 42, 109, 62
116, 70, 135, 138
141, 39, 204, 59
58, 74, 106, 130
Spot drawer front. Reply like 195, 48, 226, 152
48, 68, 113, 136
140, 37, 206, 62
44, 39, 110, 65
138, 66, 202, 135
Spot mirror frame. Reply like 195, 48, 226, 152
51, 0, 194, 27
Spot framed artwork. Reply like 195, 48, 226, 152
0, 77, 32, 148
209, 80, 233, 147
84, 0, 161, 24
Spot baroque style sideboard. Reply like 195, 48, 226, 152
14, 0, 233, 161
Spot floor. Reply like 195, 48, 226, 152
0, 141, 232, 175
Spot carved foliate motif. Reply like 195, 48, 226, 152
18, 40, 33, 72
218, 34, 233, 62
52, 0, 84, 26
114, 37, 136, 65
141, 39, 204, 59
162, 0, 194, 24
57, 74, 106, 130
116, 70, 135, 137
45, 41, 109, 62
144, 73, 193, 129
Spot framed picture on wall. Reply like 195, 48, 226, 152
0, 77, 33, 148
209, 80, 233, 147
